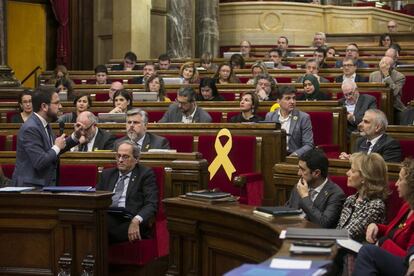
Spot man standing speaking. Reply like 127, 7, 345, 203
12, 86, 84, 187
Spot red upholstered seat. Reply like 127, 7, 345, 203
162, 135, 193, 152
166, 92, 177, 101
275, 77, 291, 83
0, 135, 6, 151
198, 134, 263, 205
148, 111, 165, 123
239, 77, 249, 84
12, 135, 17, 151
2, 164, 15, 178
221, 93, 235, 101
402, 75, 414, 105
330, 175, 356, 197
95, 93, 110, 101
108, 166, 168, 265
6, 111, 18, 123
307, 111, 340, 158
59, 164, 98, 187
399, 140, 414, 159
209, 111, 223, 123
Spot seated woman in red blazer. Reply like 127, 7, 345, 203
353, 158, 414, 275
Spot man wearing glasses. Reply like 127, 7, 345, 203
111, 51, 140, 71
339, 80, 376, 137
74, 111, 116, 151
335, 43, 368, 69
159, 87, 212, 123
335, 57, 368, 83
12, 86, 84, 187
387, 20, 398, 33
97, 140, 158, 243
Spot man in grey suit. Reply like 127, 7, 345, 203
265, 86, 314, 157
12, 87, 84, 187
400, 108, 414, 125
286, 148, 345, 228
339, 109, 402, 163
369, 56, 406, 122
74, 111, 116, 151
339, 80, 377, 136
116, 108, 170, 152
159, 87, 212, 123
97, 140, 158, 243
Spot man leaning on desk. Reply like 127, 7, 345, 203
12, 86, 85, 187
285, 148, 346, 228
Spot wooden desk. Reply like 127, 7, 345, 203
0, 191, 112, 275
164, 197, 314, 276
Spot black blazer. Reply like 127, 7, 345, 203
334, 74, 368, 83
96, 164, 158, 223
339, 94, 377, 135
115, 132, 170, 152
93, 128, 117, 150
355, 134, 402, 163
286, 179, 346, 228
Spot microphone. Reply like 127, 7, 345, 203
59, 121, 65, 136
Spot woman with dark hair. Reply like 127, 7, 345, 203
57, 94, 92, 123
353, 158, 414, 275
11, 90, 33, 123
144, 74, 171, 102
196, 78, 225, 101
229, 91, 263, 123
109, 89, 132, 113
230, 53, 245, 69
213, 63, 240, 84
297, 74, 330, 101
379, 33, 393, 48
55, 78, 75, 101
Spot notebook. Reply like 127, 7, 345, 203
98, 113, 126, 123
42, 186, 96, 193
132, 91, 158, 101
256, 206, 302, 216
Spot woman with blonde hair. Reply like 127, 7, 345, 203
179, 62, 199, 84
246, 61, 269, 84
337, 152, 389, 242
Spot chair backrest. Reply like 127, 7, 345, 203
162, 135, 193, 153
6, 111, 19, 123
95, 93, 109, 101
307, 111, 334, 145
399, 139, 414, 159
59, 164, 98, 187
402, 75, 414, 105
209, 111, 223, 123
0, 135, 6, 151
2, 164, 15, 178
275, 77, 291, 83
198, 134, 257, 196
330, 175, 356, 197
147, 111, 165, 123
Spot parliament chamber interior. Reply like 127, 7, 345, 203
1, 0, 414, 275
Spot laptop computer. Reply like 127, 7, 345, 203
98, 113, 126, 123
163, 77, 183, 85
223, 51, 242, 59
132, 91, 158, 101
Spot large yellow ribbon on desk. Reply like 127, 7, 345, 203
208, 128, 236, 181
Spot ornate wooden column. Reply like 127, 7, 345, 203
0, 0, 20, 87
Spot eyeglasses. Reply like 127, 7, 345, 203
50, 101, 60, 105
346, 49, 358, 52
116, 154, 132, 161
343, 64, 355, 67
175, 99, 190, 106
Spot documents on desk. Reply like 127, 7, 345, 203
0, 187, 35, 192
180, 190, 238, 204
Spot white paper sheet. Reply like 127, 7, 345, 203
270, 258, 312, 269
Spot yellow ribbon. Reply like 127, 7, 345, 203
208, 128, 236, 181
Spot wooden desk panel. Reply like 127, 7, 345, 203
164, 197, 314, 276
0, 191, 112, 276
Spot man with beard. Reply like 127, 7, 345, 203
74, 111, 116, 151
12, 86, 85, 187
339, 109, 402, 162
116, 108, 170, 152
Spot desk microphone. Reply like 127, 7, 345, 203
59, 121, 65, 136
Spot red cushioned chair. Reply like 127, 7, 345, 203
162, 135, 193, 152
95, 93, 110, 101
6, 111, 19, 123
198, 134, 263, 205
399, 140, 414, 159
166, 92, 177, 101
209, 111, 223, 123
220, 93, 236, 101
239, 77, 249, 84
108, 166, 169, 265
59, 164, 98, 187
307, 111, 340, 158
12, 135, 17, 151
275, 77, 291, 83
2, 164, 15, 178
402, 75, 414, 105
147, 111, 165, 123
0, 135, 6, 151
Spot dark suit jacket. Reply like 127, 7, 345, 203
115, 132, 170, 152
96, 164, 158, 223
355, 134, 402, 163
335, 59, 369, 69
12, 114, 78, 186
286, 179, 346, 228
111, 64, 141, 71
400, 108, 414, 125
334, 74, 368, 83
265, 109, 314, 156
92, 128, 117, 150
158, 104, 212, 123
339, 94, 377, 135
